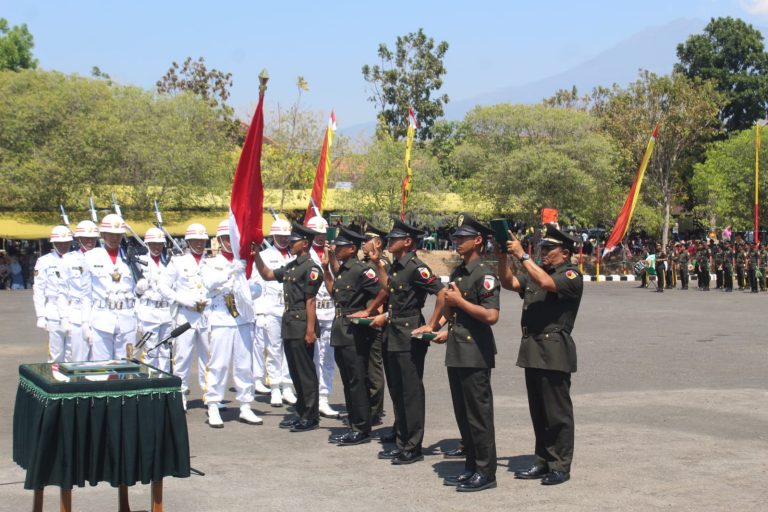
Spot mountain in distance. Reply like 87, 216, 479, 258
341, 17, 708, 138
444, 17, 706, 119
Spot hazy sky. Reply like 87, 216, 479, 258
6, 0, 768, 126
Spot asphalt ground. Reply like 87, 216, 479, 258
0, 284, 766, 511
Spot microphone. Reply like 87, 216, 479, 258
146, 322, 192, 353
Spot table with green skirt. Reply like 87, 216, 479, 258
13, 362, 190, 511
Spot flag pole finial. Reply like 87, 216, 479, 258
259, 69, 270, 95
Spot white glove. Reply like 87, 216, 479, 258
36, 317, 48, 331
61, 318, 72, 335
82, 323, 93, 344
230, 259, 245, 275
135, 278, 149, 296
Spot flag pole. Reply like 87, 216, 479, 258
756, 123, 761, 249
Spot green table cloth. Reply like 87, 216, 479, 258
13, 362, 190, 490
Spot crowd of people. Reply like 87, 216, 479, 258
31, 212, 584, 492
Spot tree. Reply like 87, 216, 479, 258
362, 28, 449, 140
450, 104, 623, 225
675, 17, 768, 132
592, 71, 724, 246
691, 127, 768, 229
0, 18, 37, 71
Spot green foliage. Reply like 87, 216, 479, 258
675, 16, 768, 132
592, 71, 724, 244
362, 28, 449, 140
0, 18, 37, 71
692, 127, 768, 229
0, 70, 234, 213
448, 104, 622, 226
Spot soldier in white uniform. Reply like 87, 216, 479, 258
159, 223, 211, 410
33, 225, 73, 362
61, 220, 100, 362
82, 214, 137, 360
201, 220, 262, 428
135, 227, 173, 373
305, 216, 339, 418
250, 218, 298, 407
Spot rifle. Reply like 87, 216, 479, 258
88, 197, 104, 247
154, 199, 184, 255
309, 197, 321, 218
111, 193, 148, 250
59, 205, 72, 228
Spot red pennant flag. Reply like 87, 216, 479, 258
229, 81, 267, 279
304, 111, 336, 222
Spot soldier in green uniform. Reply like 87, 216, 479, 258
698, 244, 711, 291
713, 245, 724, 289
735, 243, 746, 290
362, 223, 390, 428
369, 219, 446, 465
722, 242, 734, 292
498, 224, 583, 486
433, 214, 500, 492
252, 222, 324, 432
748, 246, 759, 293
678, 243, 689, 290
322, 227, 388, 446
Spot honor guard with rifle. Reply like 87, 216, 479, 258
200, 220, 262, 428
135, 227, 173, 372
250, 218, 298, 407
159, 223, 211, 410
305, 215, 341, 418
81, 214, 138, 360
33, 225, 73, 362
61, 220, 100, 361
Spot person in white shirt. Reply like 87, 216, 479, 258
82, 214, 137, 361
61, 220, 100, 362
33, 225, 72, 362
159, 223, 211, 410
135, 227, 173, 373
250, 218, 298, 407
200, 220, 261, 428
305, 216, 339, 418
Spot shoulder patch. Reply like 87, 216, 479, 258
309, 268, 320, 281
418, 266, 432, 280
565, 269, 578, 280
483, 275, 496, 290
364, 268, 377, 280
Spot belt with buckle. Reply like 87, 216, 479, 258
96, 299, 135, 310
316, 299, 333, 310
141, 298, 170, 308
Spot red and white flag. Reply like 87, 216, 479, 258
229, 87, 267, 278
304, 111, 336, 221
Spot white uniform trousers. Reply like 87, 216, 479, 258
203, 324, 255, 404
68, 323, 91, 362
46, 320, 69, 363
253, 314, 292, 386
313, 318, 335, 395
140, 322, 172, 373
172, 326, 208, 394
91, 324, 135, 360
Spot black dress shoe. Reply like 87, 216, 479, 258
456, 473, 497, 492
378, 430, 397, 443
443, 470, 474, 486
290, 418, 319, 432
442, 446, 466, 459
514, 464, 549, 479
391, 449, 424, 465
328, 431, 350, 443
338, 431, 371, 446
541, 470, 570, 485
377, 448, 401, 460
279, 417, 300, 429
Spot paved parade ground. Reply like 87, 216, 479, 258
0, 283, 766, 511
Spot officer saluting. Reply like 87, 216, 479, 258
322, 227, 388, 446
434, 214, 500, 492
252, 221, 324, 432
497, 224, 583, 486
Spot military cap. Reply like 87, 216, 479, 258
334, 226, 367, 247
288, 221, 321, 242
539, 223, 579, 251
363, 223, 389, 240
451, 212, 493, 238
386, 218, 425, 239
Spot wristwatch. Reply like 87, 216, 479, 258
519, 253, 530, 263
